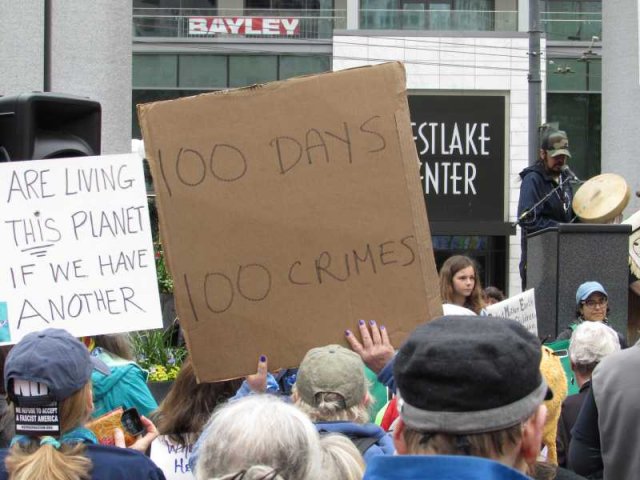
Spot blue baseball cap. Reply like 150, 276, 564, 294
576, 281, 608, 306
4, 328, 109, 405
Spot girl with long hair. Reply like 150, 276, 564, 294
439, 255, 485, 315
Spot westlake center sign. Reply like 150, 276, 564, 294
409, 95, 506, 224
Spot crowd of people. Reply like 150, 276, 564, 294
0, 124, 635, 479
0, 260, 634, 480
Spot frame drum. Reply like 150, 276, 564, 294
573, 173, 631, 223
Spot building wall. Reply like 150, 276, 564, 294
0, 0, 44, 94
602, 0, 640, 215
51, 1, 131, 155
333, 32, 544, 295
0, 0, 131, 155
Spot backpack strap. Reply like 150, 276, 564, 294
349, 435, 379, 456
318, 430, 379, 456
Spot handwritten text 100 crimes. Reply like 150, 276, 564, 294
4, 164, 148, 328
154, 114, 418, 319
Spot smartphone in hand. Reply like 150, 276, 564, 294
86, 407, 145, 446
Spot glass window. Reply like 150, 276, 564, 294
454, 0, 493, 30
540, 0, 602, 41
132, 89, 213, 138
546, 57, 600, 92
361, 0, 497, 30
179, 55, 228, 88
546, 59, 587, 91
360, 0, 399, 29
229, 56, 278, 87
587, 58, 601, 92
279, 55, 330, 79
133, 54, 178, 88
547, 93, 601, 180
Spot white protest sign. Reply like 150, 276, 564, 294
150, 436, 194, 479
0, 154, 162, 344
485, 288, 538, 335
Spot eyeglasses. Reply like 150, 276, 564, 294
583, 298, 608, 308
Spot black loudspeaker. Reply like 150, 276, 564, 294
0, 92, 101, 162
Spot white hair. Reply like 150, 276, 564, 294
569, 321, 621, 366
195, 395, 323, 480
319, 434, 365, 480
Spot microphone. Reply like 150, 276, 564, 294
561, 165, 581, 183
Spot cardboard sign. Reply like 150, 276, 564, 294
0, 154, 162, 343
485, 289, 538, 335
138, 62, 442, 382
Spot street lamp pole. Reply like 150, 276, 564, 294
528, 0, 542, 165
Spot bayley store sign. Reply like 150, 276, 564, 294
189, 17, 300, 36
408, 95, 505, 223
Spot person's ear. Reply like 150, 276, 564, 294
393, 418, 409, 454
360, 392, 373, 409
86, 384, 94, 415
520, 404, 547, 465
539, 149, 546, 161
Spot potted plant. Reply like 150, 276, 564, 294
155, 242, 176, 330
132, 327, 186, 403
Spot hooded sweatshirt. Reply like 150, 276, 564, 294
517, 163, 574, 284
91, 349, 158, 418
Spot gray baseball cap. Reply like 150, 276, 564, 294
542, 130, 572, 158
5, 328, 109, 405
295, 344, 366, 409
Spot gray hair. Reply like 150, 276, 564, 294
195, 395, 323, 480
569, 321, 620, 366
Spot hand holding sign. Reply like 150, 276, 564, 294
345, 320, 395, 374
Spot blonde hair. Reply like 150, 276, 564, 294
293, 388, 371, 424
319, 434, 364, 480
5, 383, 93, 480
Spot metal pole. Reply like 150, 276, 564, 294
528, 0, 542, 165
44, 0, 52, 92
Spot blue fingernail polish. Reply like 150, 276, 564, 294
345, 330, 351, 336
259, 355, 266, 362
359, 319, 365, 325
380, 325, 385, 330
369, 319, 376, 326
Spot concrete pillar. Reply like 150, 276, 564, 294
602, 0, 640, 215
0, 1, 44, 93
346, 0, 358, 30
51, 0, 131, 154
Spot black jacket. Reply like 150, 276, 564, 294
517, 163, 574, 286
